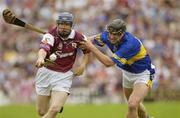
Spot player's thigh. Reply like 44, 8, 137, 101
129, 83, 149, 103
36, 95, 50, 111
50, 91, 69, 109
123, 87, 133, 100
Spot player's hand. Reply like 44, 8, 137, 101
73, 65, 85, 76
35, 58, 45, 68
80, 39, 94, 50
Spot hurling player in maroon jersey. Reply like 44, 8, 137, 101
35, 12, 89, 118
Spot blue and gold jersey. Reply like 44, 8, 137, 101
94, 31, 155, 74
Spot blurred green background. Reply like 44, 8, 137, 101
1, 102, 180, 118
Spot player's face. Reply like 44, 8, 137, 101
57, 22, 72, 37
108, 32, 123, 44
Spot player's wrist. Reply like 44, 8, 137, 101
90, 45, 98, 52
38, 57, 45, 61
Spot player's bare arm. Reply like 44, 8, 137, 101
73, 53, 89, 76
80, 40, 115, 67
35, 49, 47, 68
88, 35, 96, 41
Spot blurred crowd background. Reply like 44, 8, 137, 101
0, 0, 180, 105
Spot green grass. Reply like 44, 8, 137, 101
0, 101, 180, 118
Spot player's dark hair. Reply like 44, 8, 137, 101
107, 19, 126, 34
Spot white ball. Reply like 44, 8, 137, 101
49, 53, 57, 61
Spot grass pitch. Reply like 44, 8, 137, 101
0, 101, 180, 118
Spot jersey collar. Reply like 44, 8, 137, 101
57, 28, 75, 40
67, 29, 75, 39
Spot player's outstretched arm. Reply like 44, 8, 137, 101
80, 39, 115, 67
35, 49, 47, 68
88, 35, 96, 41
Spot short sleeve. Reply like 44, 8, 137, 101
93, 33, 105, 47
40, 33, 54, 54
41, 33, 55, 46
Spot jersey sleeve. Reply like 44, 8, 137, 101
93, 33, 105, 47
40, 33, 54, 54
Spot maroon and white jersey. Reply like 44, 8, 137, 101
39, 27, 87, 72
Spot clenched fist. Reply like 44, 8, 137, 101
35, 58, 45, 68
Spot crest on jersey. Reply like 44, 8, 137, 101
71, 43, 77, 48
57, 42, 63, 50
42, 38, 49, 44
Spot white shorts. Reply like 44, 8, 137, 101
122, 70, 154, 88
35, 67, 73, 96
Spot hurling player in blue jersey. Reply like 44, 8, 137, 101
80, 19, 155, 118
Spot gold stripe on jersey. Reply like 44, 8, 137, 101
113, 53, 127, 64
127, 45, 147, 65
112, 45, 147, 65
95, 34, 105, 46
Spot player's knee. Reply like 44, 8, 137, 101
38, 109, 46, 116
128, 100, 139, 110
